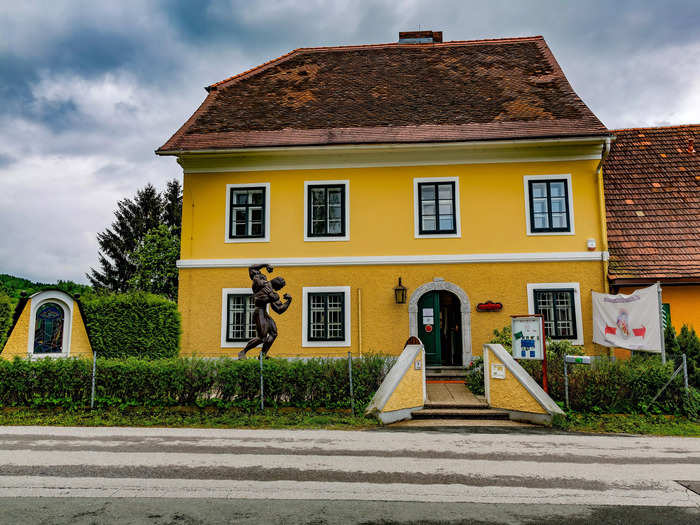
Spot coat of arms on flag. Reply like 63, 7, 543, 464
592, 284, 662, 352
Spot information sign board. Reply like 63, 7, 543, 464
511, 315, 545, 360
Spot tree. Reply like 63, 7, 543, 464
88, 180, 182, 293
128, 225, 180, 301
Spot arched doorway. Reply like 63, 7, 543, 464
408, 280, 471, 367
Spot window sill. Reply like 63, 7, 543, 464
225, 237, 270, 243
526, 230, 575, 236
415, 233, 461, 239
302, 340, 352, 348
304, 235, 350, 242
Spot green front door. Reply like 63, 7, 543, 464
418, 291, 441, 366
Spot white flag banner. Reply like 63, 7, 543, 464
592, 284, 662, 352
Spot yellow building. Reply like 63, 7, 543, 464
157, 32, 611, 365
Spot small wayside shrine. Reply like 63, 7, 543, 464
1, 290, 93, 359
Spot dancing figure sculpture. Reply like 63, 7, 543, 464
239, 264, 292, 359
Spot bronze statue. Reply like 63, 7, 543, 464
239, 264, 292, 359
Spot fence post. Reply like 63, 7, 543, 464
564, 360, 569, 409
90, 351, 97, 409
259, 351, 264, 411
348, 351, 355, 416
683, 354, 689, 400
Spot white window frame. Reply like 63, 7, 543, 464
523, 174, 575, 236
303, 180, 350, 242
302, 286, 351, 347
221, 288, 261, 348
225, 182, 271, 243
526, 282, 584, 345
27, 290, 74, 359
413, 176, 461, 239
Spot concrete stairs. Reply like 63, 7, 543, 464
390, 377, 534, 429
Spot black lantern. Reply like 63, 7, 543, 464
394, 277, 407, 304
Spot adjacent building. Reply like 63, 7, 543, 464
157, 32, 611, 363
604, 125, 700, 331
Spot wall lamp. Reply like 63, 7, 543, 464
394, 277, 407, 304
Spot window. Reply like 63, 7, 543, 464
308, 293, 345, 341
524, 175, 574, 235
27, 290, 74, 358
225, 294, 256, 342
304, 181, 349, 241
527, 282, 583, 345
220, 288, 259, 347
34, 302, 65, 354
414, 177, 461, 238
302, 286, 351, 347
226, 183, 270, 242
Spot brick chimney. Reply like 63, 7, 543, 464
398, 31, 443, 44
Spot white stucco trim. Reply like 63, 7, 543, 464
526, 282, 584, 346
523, 174, 576, 236
303, 180, 350, 242
302, 286, 351, 347
408, 280, 472, 365
26, 290, 74, 359
224, 182, 271, 243
177, 251, 609, 268
413, 176, 461, 239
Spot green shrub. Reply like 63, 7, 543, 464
464, 356, 484, 395
487, 324, 694, 417
0, 292, 13, 350
80, 291, 180, 359
676, 325, 700, 387
0, 354, 392, 411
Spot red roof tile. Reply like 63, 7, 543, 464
605, 125, 700, 280
157, 36, 607, 152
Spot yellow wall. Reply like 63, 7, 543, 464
383, 349, 424, 412
179, 260, 605, 358
1, 299, 93, 359
181, 159, 603, 260
1, 300, 31, 358
485, 346, 547, 414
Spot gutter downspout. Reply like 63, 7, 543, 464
596, 136, 612, 293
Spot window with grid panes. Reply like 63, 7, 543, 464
225, 294, 256, 342
418, 182, 456, 234
308, 184, 345, 237
533, 289, 577, 339
528, 179, 570, 232
308, 292, 345, 341
229, 187, 265, 238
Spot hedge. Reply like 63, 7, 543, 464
80, 292, 180, 359
487, 326, 699, 418
0, 292, 12, 350
0, 354, 392, 411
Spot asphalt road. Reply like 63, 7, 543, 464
0, 426, 698, 524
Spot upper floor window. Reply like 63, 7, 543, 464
524, 175, 574, 235
304, 181, 349, 241
226, 183, 271, 243
527, 282, 583, 345
414, 177, 461, 238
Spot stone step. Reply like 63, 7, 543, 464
411, 408, 510, 420
424, 402, 489, 410
390, 418, 535, 429
426, 375, 466, 382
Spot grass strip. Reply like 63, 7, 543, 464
555, 413, 700, 436
0, 407, 380, 430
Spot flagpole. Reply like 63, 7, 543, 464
657, 281, 666, 364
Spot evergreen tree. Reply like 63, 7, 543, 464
129, 224, 180, 301
677, 324, 700, 387
88, 180, 182, 293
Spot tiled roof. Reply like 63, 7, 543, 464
605, 125, 700, 280
157, 36, 607, 152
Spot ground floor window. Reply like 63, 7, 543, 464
526, 282, 583, 345
226, 293, 256, 342
302, 286, 351, 347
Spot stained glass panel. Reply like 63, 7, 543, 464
34, 302, 64, 354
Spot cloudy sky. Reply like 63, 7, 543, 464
1, 0, 699, 284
